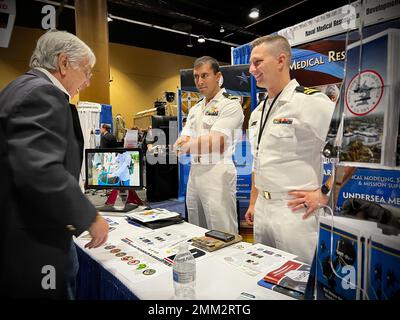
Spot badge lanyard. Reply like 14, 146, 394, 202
256, 91, 283, 152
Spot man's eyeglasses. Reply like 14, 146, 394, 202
74, 61, 93, 81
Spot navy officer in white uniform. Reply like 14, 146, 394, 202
175, 56, 244, 234
245, 35, 334, 264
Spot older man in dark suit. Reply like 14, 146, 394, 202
0, 30, 109, 299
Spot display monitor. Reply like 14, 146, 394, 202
85, 148, 143, 190
151, 115, 178, 146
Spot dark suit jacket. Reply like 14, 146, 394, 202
0, 69, 97, 298
100, 131, 117, 148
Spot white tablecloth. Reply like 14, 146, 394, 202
74, 215, 294, 300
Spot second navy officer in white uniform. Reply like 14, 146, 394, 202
175, 56, 244, 234
245, 35, 335, 264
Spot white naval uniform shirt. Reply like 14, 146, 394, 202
248, 97, 270, 171
251, 79, 335, 192
181, 88, 244, 164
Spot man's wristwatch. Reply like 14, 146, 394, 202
320, 183, 331, 195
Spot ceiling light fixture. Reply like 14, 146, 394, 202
249, 8, 259, 19
220, 25, 225, 33
198, 35, 205, 43
33, 0, 240, 47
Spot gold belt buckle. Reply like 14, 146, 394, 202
263, 191, 271, 200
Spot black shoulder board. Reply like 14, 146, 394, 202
295, 86, 320, 95
223, 92, 238, 99
197, 97, 204, 103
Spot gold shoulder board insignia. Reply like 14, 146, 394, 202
223, 92, 239, 99
295, 86, 320, 95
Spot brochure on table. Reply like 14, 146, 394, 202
223, 243, 298, 277
128, 225, 213, 264
76, 216, 212, 272
258, 259, 311, 297
126, 208, 180, 223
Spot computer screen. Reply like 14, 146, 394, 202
85, 148, 143, 190
151, 115, 178, 146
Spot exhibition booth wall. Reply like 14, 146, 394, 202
175, 0, 400, 231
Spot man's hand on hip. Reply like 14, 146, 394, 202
287, 189, 328, 219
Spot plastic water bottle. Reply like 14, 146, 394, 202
173, 242, 196, 300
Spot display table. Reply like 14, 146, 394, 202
74, 215, 294, 300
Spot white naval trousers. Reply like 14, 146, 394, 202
186, 162, 238, 234
254, 193, 318, 264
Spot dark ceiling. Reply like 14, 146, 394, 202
16, 0, 350, 62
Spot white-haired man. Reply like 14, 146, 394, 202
245, 35, 334, 264
0, 30, 109, 299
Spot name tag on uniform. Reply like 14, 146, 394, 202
273, 118, 293, 124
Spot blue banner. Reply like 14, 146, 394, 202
336, 168, 400, 210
